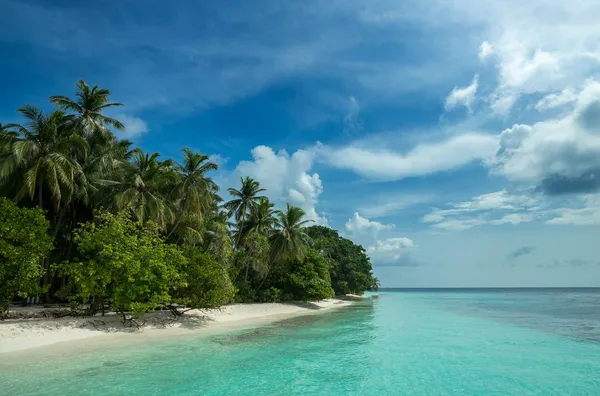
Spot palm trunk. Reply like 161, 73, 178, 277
37, 185, 44, 305
38, 185, 43, 210
61, 206, 76, 293
43, 208, 65, 303
243, 244, 254, 282
166, 198, 188, 239
235, 218, 245, 249
255, 260, 273, 292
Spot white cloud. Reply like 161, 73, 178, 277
343, 213, 418, 267
489, 91, 520, 115
478, 41, 494, 61
117, 114, 148, 138
535, 88, 578, 111
423, 190, 540, 230
233, 145, 327, 225
343, 95, 362, 135
445, 75, 479, 112
345, 212, 394, 235
320, 133, 498, 181
490, 80, 600, 193
547, 194, 600, 225
366, 238, 420, 267
490, 213, 536, 225
359, 193, 435, 218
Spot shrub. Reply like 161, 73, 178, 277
0, 198, 53, 313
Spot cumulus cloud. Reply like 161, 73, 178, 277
445, 75, 479, 112
490, 80, 600, 195
117, 114, 148, 138
478, 41, 494, 61
343, 213, 419, 267
320, 133, 498, 181
345, 212, 394, 235
423, 190, 539, 231
233, 145, 327, 224
366, 238, 421, 267
508, 246, 536, 260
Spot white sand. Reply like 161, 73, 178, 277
0, 299, 353, 354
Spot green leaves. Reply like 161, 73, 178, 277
61, 212, 186, 318
306, 225, 379, 295
0, 198, 53, 313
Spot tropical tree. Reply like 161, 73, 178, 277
245, 198, 277, 236
270, 204, 313, 263
50, 79, 124, 139
0, 105, 86, 210
0, 198, 53, 313
224, 177, 266, 247
106, 148, 176, 229
167, 148, 219, 239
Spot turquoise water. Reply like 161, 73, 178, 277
2, 289, 600, 395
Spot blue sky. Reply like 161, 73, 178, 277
2, 0, 600, 287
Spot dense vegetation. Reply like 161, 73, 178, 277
0, 80, 378, 318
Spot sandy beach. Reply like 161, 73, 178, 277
0, 298, 359, 354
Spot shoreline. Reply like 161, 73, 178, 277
0, 297, 365, 355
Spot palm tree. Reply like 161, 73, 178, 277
50, 79, 124, 138
0, 105, 85, 210
167, 148, 219, 239
246, 198, 277, 236
106, 148, 176, 229
224, 177, 266, 247
270, 204, 313, 263
237, 198, 277, 281
0, 106, 87, 301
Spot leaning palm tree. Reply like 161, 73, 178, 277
50, 79, 124, 138
270, 204, 313, 263
167, 148, 219, 238
224, 177, 266, 247
105, 148, 176, 230
0, 105, 85, 210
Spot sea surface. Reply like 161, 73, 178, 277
2, 288, 600, 395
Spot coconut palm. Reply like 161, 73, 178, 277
270, 204, 313, 263
224, 177, 266, 247
106, 148, 176, 229
50, 79, 124, 138
238, 197, 277, 240
167, 148, 219, 239
0, 105, 85, 209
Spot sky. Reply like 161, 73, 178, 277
2, 0, 600, 287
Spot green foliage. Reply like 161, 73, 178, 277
286, 249, 335, 301
0, 198, 53, 312
174, 248, 235, 309
269, 204, 313, 263
61, 212, 186, 317
0, 79, 381, 313
306, 225, 379, 295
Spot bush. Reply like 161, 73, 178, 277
0, 198, 53, 313
286, 249, 334, 301
61, 212, 186, 318
174, 248, 235, 309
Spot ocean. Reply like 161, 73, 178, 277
2, 288, 600, 395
